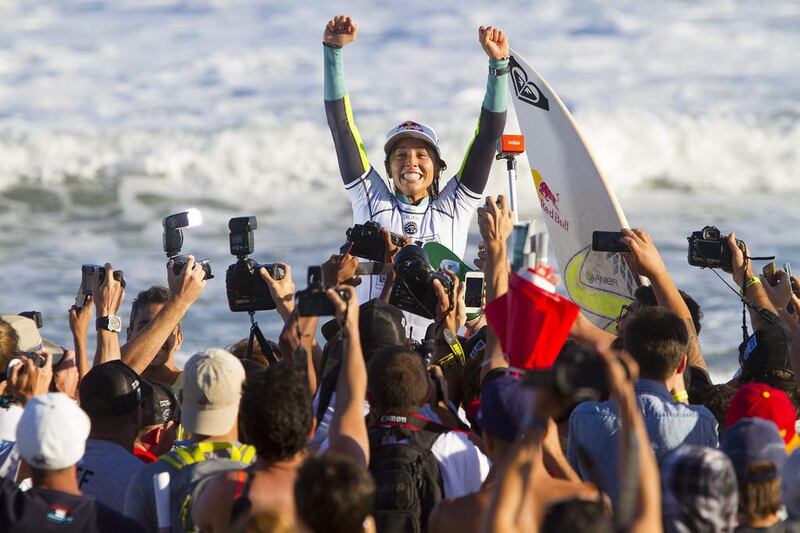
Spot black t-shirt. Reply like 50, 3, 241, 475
0, 478, 143, 533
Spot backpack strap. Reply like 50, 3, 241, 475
376, 414, 452, 435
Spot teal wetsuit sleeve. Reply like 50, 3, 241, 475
323, 45, 370, 184
324, 45, 347, 101
483, 57, 509, 112
456, 59, 509, 194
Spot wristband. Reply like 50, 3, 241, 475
672, 390, 689, 403
322, 42, 342, 49
740, 276, 761, 296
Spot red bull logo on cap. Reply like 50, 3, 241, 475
537, 179, 569, 232
398, 121, 424, 132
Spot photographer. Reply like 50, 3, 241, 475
323, 16, 508, 301
120, 256, 206, 383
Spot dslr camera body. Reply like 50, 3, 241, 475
225, 216, 285, 312
345, 221, 405, 262
296, 266, 349, 317
687, 226, 744, 270
75, 265, 127, 310
162, 209, 213, 280
390, 245, 453, 319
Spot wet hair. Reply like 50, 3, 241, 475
541, 498, 614, 533
295, 455, 375, 533
240, 364, 311, 463
740, 461, 781, 522
634, 285, 704, 335
0, 318, 20, 377
130, 285, 181, 333
623, 307, 689, 381
367, 346, 429, 415
384, 141, 447, 200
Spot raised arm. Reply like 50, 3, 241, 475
622, 228, 706, 371
92, 263, 125, 366
120, 257, 206, 374
323, 15, 370, 185
728, 234, 779, 331
456, 26, 509, 195
325, 285, 369, 466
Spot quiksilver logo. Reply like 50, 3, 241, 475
510, 56, 550, 111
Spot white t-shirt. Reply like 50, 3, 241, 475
347, 167, 483, 336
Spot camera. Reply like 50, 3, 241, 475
345, 221, 405, 262
389, 245, 454, 319
524, 342, 610, 403
162, 209, 213, 280
225, 216, 285, 313
687, 226, 744, 270
296, 266, 349, 317
75, 265, 127, 310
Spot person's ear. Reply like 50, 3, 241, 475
677, 354, 688, 375
363, 515, 377, 533
175, 328, 184, 351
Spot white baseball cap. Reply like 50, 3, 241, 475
16, 392, 90, 470
384, 121, 442, 159
0, 314, 64, 364
181, 349, 245, 436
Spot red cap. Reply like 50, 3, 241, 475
726, 383, 800, 451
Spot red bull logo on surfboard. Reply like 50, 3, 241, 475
537, 179, 569, 232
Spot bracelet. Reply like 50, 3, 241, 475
740, 276, 761, 296
672, 390, 689, 403
322, 42, 342, 49
489, 64, 510, 76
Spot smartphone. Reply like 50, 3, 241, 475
762, 262, 778, 286
786, 263, 797, 314
591, 231, 629, 253
511, 222, 532, 272
464, 271, 485, 314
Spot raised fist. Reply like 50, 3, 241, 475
479, 26, 509, 60
324, 15, 358, 48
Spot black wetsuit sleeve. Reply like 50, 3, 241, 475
456, 106, 507, 195
325, 98, 370, 186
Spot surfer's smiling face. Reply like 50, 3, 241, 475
389, 138, 436, 202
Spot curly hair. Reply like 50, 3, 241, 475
0, 318, 20, 378
240, 363, 311, 463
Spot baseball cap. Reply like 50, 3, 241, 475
181, 349, 245, 436
359, 301, 407, 357
721, 417, 787, 483
79, 360, 143, 418
140, 380, 180, 427
476, 371, 533, 442
16, 392, 90, 470
0, 314, 64, 365
726, 382, 800, 452
781, 448, 800, 519
384, 121, 442, 159
739, 323, 789, 376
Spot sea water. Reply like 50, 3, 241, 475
0, 0, 798, 381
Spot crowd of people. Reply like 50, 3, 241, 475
1, 13, 799, 533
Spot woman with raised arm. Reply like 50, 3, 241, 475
322, 15, 509, 279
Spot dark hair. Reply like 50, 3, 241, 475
130, 285, 180, 332
295, 455, 375, 533
384, 142, 447, 200
740, 461, 781, 522
541, 498, 614, 533
634, 286, 703, 335
623, 307, 689, 381
240, 364, 311, 463
367, 346, 429, 415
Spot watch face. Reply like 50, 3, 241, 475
108, 315, 122, 332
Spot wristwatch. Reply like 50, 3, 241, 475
96, 315, 122, 333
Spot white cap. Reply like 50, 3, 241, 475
384, 121, 442, 159
16, 392, 90, 470
181, 349, 245, 436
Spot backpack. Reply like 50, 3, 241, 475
157, 442, 256, 532
368, 415, 448, 533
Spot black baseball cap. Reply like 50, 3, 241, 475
740, 320, 790, 377
140, 379, 179, 427
79, 360, 142, 417
321, 300, 407, 360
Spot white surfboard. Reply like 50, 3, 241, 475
507, 48, 642, 331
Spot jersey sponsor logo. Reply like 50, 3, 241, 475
510, 57, 550, 111
404, 221, 418, 235
47, 505, 74, 524
536, 179, 569, 231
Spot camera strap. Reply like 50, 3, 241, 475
246, 312, 279, 366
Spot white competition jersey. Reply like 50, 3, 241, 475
346, 167, 483, 337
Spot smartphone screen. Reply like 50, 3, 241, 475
464, 274, 484, 310
591, 231, 629, 253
